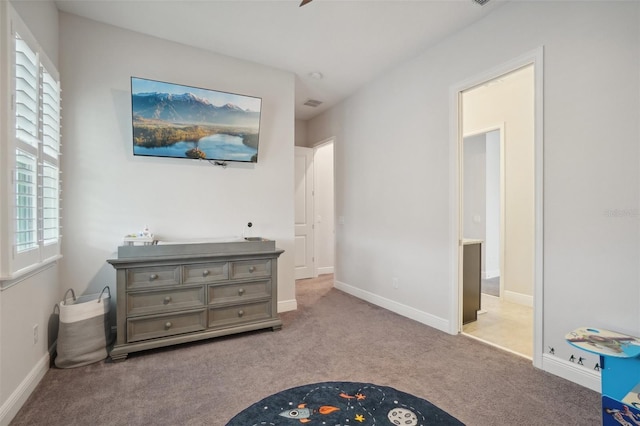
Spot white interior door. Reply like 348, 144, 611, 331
294, 146, 315, 279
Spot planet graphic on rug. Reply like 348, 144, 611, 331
388, 407, 418, 425
226, 381, 464, 425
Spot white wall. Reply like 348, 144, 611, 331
58, 13, 296, 313
485, 130, 500, 279
308, 1, 639, 385
0, 266, 58, 425
463, 134, 486, 245
464, 66, 534, 299
1, 2, 60, 424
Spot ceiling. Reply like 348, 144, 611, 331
54, 0, 505, 121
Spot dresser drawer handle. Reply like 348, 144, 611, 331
238, 310, 244, 317
163, 296, 172, 304
202, 270, 210, 277
149, 274, 158, 281
164, 321, 172, 330
238, 288, 245, 296
248, 266, 256, 273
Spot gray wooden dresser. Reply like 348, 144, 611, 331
107, 239, 283, 361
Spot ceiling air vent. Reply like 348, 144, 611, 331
473, 0, 490, 5
304, 99, 323, 107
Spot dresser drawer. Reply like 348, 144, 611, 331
183, 262, 228, 284
127, 310, 206, 343
208, 301, 271, 329
127, 266, 180, 290
208, 280, 270, 305
127, 286, 205, 317
230, 259, 271, 279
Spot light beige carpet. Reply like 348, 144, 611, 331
10, 274, 600, 425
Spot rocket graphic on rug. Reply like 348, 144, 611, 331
279, 404, 340, 423
228, 382, 463, 426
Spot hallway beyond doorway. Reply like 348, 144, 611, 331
481, 276, 500, 297
462, 295, 533, 359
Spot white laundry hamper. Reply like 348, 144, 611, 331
55, 286, 112, 368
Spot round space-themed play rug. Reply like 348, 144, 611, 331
226, 381, 464, 425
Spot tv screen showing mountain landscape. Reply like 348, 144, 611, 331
131, 77, 262, 163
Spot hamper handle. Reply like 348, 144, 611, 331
98, 286, 111, 303
63, 288, 76, 302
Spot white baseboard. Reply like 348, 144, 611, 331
331, 280, 602, 393
482, 270, 500, 279
278, 298, 297, 313
0, 351, 50, 426
323, 280, 601, 393
541, 353, 601, 392
295, 270, 311, 280
316, 266, 334, 275
334, 280, 450, 333
504, 290, 533, 307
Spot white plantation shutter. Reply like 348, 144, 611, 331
3, 12, 62, 278
42, 161, 59, 244
42, 68, 60, 159
14, 36, 38, 146
14, 33, 39, 255
41, 66, 61, 248
15, 149, 37, 253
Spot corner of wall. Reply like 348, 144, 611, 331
334, 279, 451, 334
278, 299, 298, 313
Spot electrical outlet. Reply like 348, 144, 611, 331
392, 277, 399, 289
33, 324, 38, 344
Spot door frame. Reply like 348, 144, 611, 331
448, 47, 544, 368
312, 137, 335, 277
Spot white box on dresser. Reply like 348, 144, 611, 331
107, 239, 283, 361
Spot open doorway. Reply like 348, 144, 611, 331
294, 139, 335, 280
461, 125, 535, 358
458, 63, 536, 359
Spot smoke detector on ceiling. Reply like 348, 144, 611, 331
303, 99, 323, 107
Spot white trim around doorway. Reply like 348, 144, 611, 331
312, 137, 336, 279
448, 47, 544, 369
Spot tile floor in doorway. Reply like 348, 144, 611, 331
462, 293, 533, 359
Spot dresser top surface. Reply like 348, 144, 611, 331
108, 239, 283, 265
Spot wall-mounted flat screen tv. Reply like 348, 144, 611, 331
131, 77, 262, 163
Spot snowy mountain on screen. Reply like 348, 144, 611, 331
132, 92, 259, 127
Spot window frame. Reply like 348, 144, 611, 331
1, 5, 62, 281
